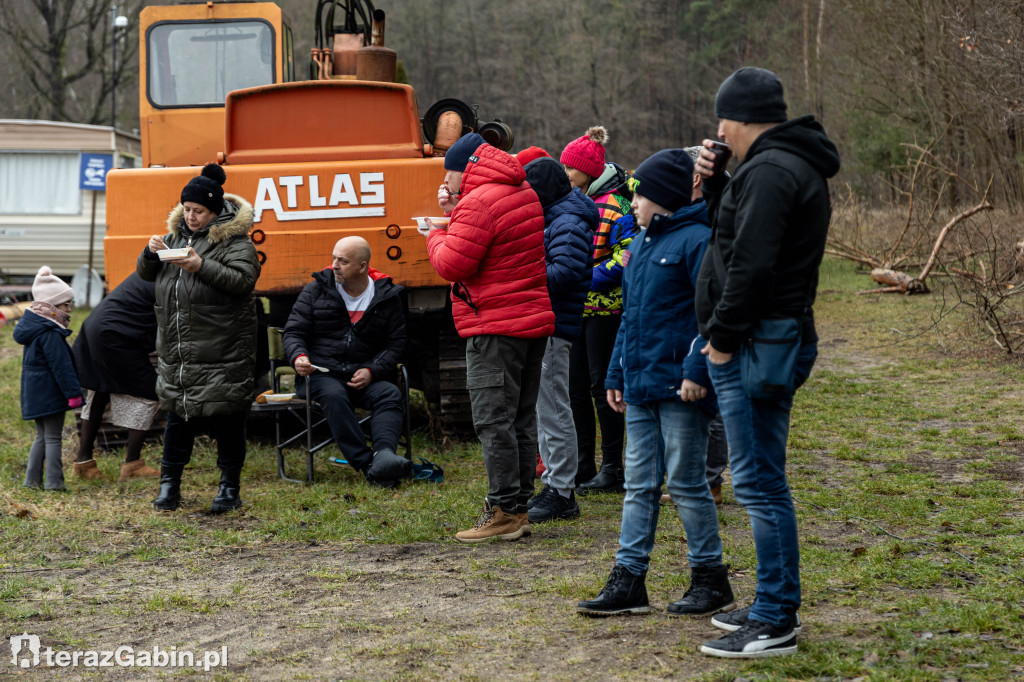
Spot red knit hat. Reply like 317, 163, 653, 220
560, 126, 608, 178
516, 146, 551, 167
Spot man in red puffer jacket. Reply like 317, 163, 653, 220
422, 133, 554, 543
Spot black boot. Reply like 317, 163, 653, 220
210, 468, 243, 514
153, 464, 184, 511
576, 465, 625, 494
667, 564, 735, 616
577, 564, 651, 617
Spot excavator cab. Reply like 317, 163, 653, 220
139, 2, 294, 167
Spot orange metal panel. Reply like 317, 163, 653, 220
224, 80, 424, 164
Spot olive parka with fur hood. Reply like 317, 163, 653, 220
136, 193, 261, 419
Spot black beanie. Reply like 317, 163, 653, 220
181, 163, 226, 213
715, 67, 788, 123
444, 133, 486, 172
631, 149, 694, 213
524, 157, 572, 209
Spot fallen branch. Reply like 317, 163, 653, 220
919, 202, 994, 281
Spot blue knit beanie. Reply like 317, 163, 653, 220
632, 149, 694, 213
444, 133, 486, 172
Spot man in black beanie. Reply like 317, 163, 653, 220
693, 67, 840, 658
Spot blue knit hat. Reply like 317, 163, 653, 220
631, 149, 694, 213
444, 133, 486, 172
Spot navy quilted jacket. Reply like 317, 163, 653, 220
543, 188, 597, 340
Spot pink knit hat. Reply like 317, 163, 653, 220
560, 126, 608, 179
32, 265, 74, 305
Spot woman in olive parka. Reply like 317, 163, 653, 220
137, 163, 261, 514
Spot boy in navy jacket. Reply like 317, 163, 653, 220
577, 150, 733, 618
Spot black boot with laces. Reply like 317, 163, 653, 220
577, 564, 651, 617
667, 563, 735, 616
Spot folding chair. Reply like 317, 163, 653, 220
252, 327, 413, 484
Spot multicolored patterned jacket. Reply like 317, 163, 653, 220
584, 162, 636, 316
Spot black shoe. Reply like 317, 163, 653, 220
575, 460, 597, 486
366, 448, 411, 485
527, 485, 555, 510
528, 488, 580, 523
700, 617, 798, 658
210, 468, 242, 514
576, 564, 651, 617
576, 467, 624, 495
667, 564, 735, 617
711, 605, 803, 634
153, 464, 184, 511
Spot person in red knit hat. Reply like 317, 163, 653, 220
560, 126, 638, 494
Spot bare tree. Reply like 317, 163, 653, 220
0, 0, 143, 126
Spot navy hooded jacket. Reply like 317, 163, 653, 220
525, 158, 597, 341
14, 310, 82, 420
606, 200, 713, 407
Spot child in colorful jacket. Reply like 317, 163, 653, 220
560, 125, 637, 492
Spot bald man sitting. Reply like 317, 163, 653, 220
282, 237, 410, 486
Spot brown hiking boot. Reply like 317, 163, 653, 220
456, 504, 523, 543
120, 459, 160, 480
516, 512, 532, 537
710, 485, 723, 506
73, 459, 102, 480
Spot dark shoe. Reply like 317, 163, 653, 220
153, 465, 184, 511
576, 467, 625, 495
210, 468, 242, 514
575, 457, 597, 486
576, 564, 651, 617
366, 448, 411, 485
701, 617, 798, 658
667, 564, 735, 617
528, 488, 580, 523
711, 605, 802, 634
526, 485, 555, 510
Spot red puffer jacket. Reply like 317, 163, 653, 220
426, 144, 555, 339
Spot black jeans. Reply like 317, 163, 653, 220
299, 374, 402, 472
706, 413, 729, 487
465, 334, 546, 511
162, 411, 247, 471
569, 315, 625, 478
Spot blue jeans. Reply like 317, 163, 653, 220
707, 342, 817, 627
616, 400, 723, 576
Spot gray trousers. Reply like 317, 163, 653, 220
466, 334, 546, 512
536, 337, 578, 491
25, 412, 66, 489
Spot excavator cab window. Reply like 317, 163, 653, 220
147, 20, 276, 108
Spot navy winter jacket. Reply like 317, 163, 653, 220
14, 310, 82, 420
605, 200, 712, 406
543, 188, 597, 340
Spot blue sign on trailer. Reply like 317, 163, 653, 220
80, 153, 113, 191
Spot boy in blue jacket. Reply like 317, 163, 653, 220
520, 155, 598, 523
577, 149, 733, 617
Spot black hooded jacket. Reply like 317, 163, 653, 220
695, 115, 841, 353
282, 269, 406, 384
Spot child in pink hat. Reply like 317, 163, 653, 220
14, 266, 82, 490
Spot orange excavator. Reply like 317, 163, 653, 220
104, 0, 510, 430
